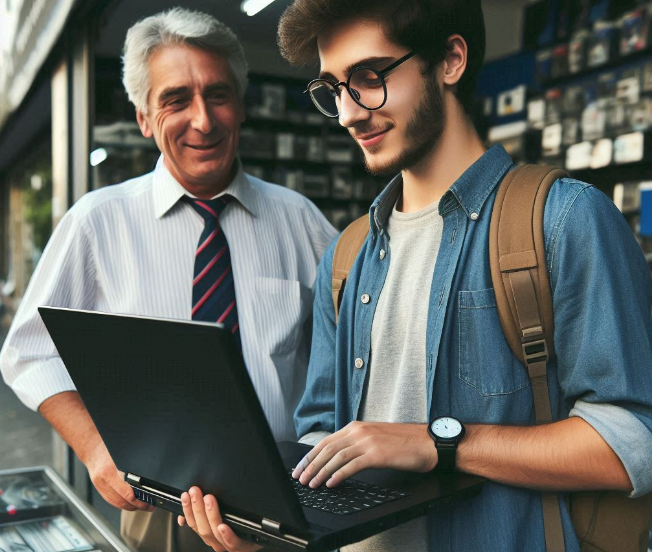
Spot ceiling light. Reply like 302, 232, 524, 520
241, 0, 276, 16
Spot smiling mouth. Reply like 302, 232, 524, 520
187, 139, 223, 151
354, 126, 392, 148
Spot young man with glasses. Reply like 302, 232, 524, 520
179, 1, 652, 551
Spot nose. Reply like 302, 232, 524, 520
190, 95, 216, 134
337, 88, 371, 129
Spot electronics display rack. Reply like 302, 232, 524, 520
0, 467, 134, 552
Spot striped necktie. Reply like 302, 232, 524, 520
185, 196, 241, 348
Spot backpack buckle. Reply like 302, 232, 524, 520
521, 326, 549, 369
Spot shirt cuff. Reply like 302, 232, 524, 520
570, 399, 652, 497
9, 357, 76, 411
298, 431, 332, 447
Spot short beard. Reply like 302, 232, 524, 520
363, 76, 446, 177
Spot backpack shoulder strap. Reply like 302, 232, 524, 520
332, 215, 370, 324
489, 164, 567, 421
490, 164, 568, 552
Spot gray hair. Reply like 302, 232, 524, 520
122, 7, 249, 114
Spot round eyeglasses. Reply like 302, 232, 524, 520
305, 52, 416, 118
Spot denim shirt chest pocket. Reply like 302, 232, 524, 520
458, 288, 531, 396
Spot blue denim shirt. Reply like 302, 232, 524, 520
296, 145, 652, 551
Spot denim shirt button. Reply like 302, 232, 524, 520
361, 293, 370, 304
354, 358, 364, 369
379, 249, 386, 260
470, 212, 479, 221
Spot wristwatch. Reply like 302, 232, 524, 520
427, 416, 466, 472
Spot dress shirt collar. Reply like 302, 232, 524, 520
368, 144, 514, 236
152, 155, 259, 219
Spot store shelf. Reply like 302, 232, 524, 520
243, 116, 330, 134
240, 156, 357, 168
542, 45, 652, 88
239, 74, 387, 228
482, 5, 652, 278
569, 161, 652, 189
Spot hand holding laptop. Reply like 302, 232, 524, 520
39, 391, 155, 514
178, 486, 261, 552
86, 439, 156, 514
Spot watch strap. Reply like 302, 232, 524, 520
436, 441, 457, 471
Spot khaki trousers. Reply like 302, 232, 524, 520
121, 509, 208, 552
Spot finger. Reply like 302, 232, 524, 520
178, 516, 186, 527
93, 477, 139, 511
203, 494, 227, 544
299, 434, 355, 486
115, 470, 151, 510
291, 453, 311, 479
115, 477, 155, 512
292, 441, 328, 479
181, 492, 198, 531
216, 523, 261, 552
90, 468, 135, 511
293, 428, 351, 479
308, 445, 362, 488
189, 488, 221, 545
295, 435, 339, 483
325, 453, 370, 488
104, 494, 138, 511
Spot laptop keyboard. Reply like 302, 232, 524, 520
288, 471, 408, 515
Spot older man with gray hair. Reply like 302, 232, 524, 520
0, 7, 337, 552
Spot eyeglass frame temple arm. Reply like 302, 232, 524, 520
302, 51, 416, 94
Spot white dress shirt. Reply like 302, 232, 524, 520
0, 157, 338, 441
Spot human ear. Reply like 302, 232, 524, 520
136, 109, 153, 138
442, 35, 467, 86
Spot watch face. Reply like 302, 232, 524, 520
431, 417, 462, 439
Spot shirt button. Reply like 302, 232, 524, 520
379, 249, 386, 260
355, 358, 364, 369
361, 293, 370, 304
470, 212, 479, 221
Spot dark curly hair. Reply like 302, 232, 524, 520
277, 0, 485, 114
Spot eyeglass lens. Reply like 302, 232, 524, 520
308, 67, 385, 117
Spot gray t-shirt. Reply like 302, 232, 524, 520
344, 199, 444, 552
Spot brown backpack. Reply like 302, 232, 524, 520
331, 164, 652, 552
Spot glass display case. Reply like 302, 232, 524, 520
0, 467, 133, 552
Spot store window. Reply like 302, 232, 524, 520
4, 142, 53, 316
0, 140, 54, 472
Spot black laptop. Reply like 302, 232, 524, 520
38, 307, 484, 551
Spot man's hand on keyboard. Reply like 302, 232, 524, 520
292, 422, 437, 488
177, 487, 261, 552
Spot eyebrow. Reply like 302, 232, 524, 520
157, 82, 234, 103
158, 86, 189, 103
319, 56, 395, 81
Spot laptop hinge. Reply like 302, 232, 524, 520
261, 518, 282, 537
